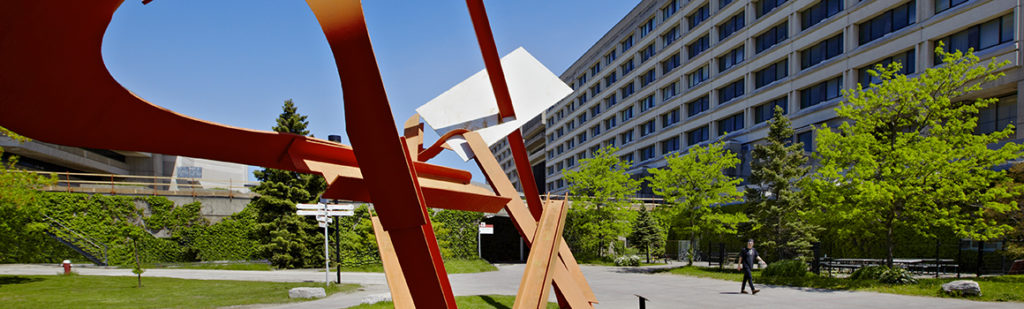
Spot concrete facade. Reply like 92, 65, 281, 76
539, 0, 1023, 195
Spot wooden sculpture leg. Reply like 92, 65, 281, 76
513, 198, 570, 309
371, 216, 413, 308
464, 132, 596, 308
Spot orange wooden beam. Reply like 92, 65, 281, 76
513, 198, 570, 309
371, 216, 414, 308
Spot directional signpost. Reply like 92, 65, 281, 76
297, 203, 354, 285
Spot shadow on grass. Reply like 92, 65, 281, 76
0, 276, 43, 287
479, 295, 511, 309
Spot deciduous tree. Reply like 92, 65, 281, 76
808, 46, 1022, 267
563, 146, 641, 257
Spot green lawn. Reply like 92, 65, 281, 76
661, 266, 1024, 302
0, 275, 360, 309
348, 295, 558, 308
340, 259, 497, 274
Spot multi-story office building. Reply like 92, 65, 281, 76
542, 0, 1023, 195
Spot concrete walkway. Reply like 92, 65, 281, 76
0, 263, 1018, 308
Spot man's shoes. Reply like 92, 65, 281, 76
752, 289, 760, 295
740, 290, 748, 294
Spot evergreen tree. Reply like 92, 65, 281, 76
745, 106, 818, 261
628, 206, 662, 263
563, 146, 641, 257
250, 100, 327, 268
808, 46, 1022, 267
646, 141, 747, 265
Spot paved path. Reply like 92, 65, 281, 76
0, 263, 1018, 308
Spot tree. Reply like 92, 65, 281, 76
745, 106, 818, 261
808, 45, 1022, 267
628, 206, 662, 263
647, 141, 747, 265
250, 100, 327, 268
563, 146, 641, 258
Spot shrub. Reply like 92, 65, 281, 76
878, 267, 917, 284
761, 259, 807, 278
850, 265, 917, 284
850, 265, 888, 280
614, 255, 641, 266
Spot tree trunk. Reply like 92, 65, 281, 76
886, 213, 895, 268
646, 244, 651, 264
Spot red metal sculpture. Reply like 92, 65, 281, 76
0, 1, 595, 308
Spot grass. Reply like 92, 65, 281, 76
661, 266, 1024, 302
0, 274, 360, 309
140, 262, 273, 271
348, 295, 559, 308
341, 259, 497, 274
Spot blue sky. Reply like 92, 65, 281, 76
102, 0, 638, 182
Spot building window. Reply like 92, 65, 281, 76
621, 58, 635, 75
605, 138, 616, 148
577, 75, 587, 87
606, 95, 619, 108
662, 26, 680, 47
859, 1, 916, 46
717, 112, 744, 136
621, 106, 635, 122
687, 126, 710, 145
556, 179, 563, 188
605, 72, 618, 88
688, 65, 710, 88
688, 4, 710, 30
567, 157, 575, 168
639, 145, 657, 161
590, 63, 601, 77
800, 76, 843, 108
620, 82, 635, 99
590, 105, 602, 117
718, 12, 746, 41
621, 129, 635, 145
590, 85, 601, 97
796, 131, 813, 152
662, 109, 680, 127
801, 0, 843, 30
934, 13, 1015, 65
662, 82, 679, 101
640, 94, 657, 113
556, 144, 564, 154
755, 21, 788, 54
590, 126, 601, 138
578, 93, 588, 106
662, 53, 681, 73
688, 35, 710, 59
720, 0, 735, 9
976, 93, 1018, 135
567, 139, 574, 149
577, 113, 588, 125
754, 97, 788, 123
640, 69, 657, 87
604, 117, 617, 130
687, 95, 710, 116
605, 50, 618, 65
661, 136, 681, 154
640, 120, 657, 137
935, 0, 969, 14
640, 44, 656, 63
622, 34, 635, 52
718, 78, 745, 104
800, 33, 843, 69
718, 45, 745, 72
663, 0, 678, 20
858, 50, 915, 87
640, 18, 655, 38
577, 133, 587, 144
556, 127, 564, 138
756, 0, 788, 18
755, 59, 788, 89
620, 153, 634, 164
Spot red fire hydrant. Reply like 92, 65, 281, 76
62, 260, 71, 275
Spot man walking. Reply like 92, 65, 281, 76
736, 239, 765, 294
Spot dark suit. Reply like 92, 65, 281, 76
740, 247, 758, 291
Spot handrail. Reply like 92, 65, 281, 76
43, 214, 108, 266
19, 170, 258, 198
